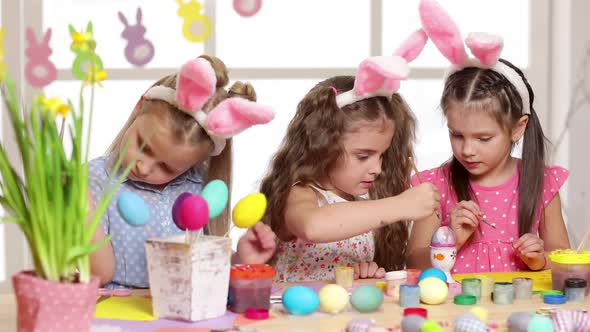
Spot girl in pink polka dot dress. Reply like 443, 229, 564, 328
406, 0, 571, 273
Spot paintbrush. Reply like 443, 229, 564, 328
408, 157, 496, 229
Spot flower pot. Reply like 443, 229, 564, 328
145, 234, 232, 321
12, 271, 99, 332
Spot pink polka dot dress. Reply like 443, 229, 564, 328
412, 162, 569, 273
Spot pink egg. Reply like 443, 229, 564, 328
172, 192, 192, 230
431, 226, 456, 247
179, 194, 209, 231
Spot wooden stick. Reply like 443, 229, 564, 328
576, 227, 590, 252
408, 157, 496, 229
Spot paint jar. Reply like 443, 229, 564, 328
493, 282, 514, 305
385, 270, 407, 301
549, 249, 590, 295
474, 274, 495, 300
334, 266, 354, 288
228, 264, 276, 313
513, 277, 533, 300
564, 278, 587, 303
400, 285, 420, 308
461, 278, 482, 301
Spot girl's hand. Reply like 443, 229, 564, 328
398, 183, 441, 221
513, 233, 546, 270
235, 222, 277, 264
352, 261, 386, 279
450, 200, 483, 247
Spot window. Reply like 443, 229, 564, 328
0, 0, 547, 285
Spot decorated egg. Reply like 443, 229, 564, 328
282, 285, 319, 316
346, 318, 376, 331
179, 194, 209, 231
421, 319, 443, 332
318, 284, 349, 314
401, 315, 426, 332
117, 192, 150, 226
232, 193, 267, 228
418, 267, 447, 283
430, 226, 456, 247
418, 277, 448, 305
469, 307, 488, 322
455, 313, 488, 332
201, 179, 229, 219
527, 315, 555, 332
172, 192, 192, 230
350, 285, 383, 313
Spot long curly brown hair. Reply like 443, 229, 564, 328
259, 76, 417, 271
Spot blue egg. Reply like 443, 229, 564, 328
117, 192, 150, 227
418, 267, 447, 283
282, 285, 319, 316
201, 179, 229, 219
350, 285, 383, 313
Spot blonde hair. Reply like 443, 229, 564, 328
107, 55, 257, 236
259, 76, 417, 271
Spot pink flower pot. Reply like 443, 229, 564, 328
12, 271, 99, 332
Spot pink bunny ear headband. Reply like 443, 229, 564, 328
335, 29, 428, 108
142, 58, 275, 156
419, 0, 530, 115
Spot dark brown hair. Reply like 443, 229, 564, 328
259, 76, 417, 271
441, 58, 547, 236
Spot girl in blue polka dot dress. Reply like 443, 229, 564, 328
88, 55, 276, 288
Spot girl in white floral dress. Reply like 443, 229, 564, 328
259, 43, 442, 281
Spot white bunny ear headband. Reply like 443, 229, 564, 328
335, 29, 428, 108
143, 57, 275, 156
418, 0, 530, 114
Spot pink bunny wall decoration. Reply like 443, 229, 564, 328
25, 27, 57, 89
233, 0, 262, 17
118, 7, 155, 67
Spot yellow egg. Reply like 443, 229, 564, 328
232, 193, 267, 228
418, 277, 448, 305
470, 307, 488, 322
318, 284, 349, 314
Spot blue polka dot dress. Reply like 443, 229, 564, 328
88, 155, 204, 289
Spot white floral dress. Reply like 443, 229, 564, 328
273, 185, 375, 282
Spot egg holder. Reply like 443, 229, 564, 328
142, 179, 269, 321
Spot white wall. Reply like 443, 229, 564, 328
551, 0, 590, 250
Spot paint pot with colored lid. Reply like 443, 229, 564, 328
565, 278, 587, 303
228, 264, 275, 313
549, 249, 590, 295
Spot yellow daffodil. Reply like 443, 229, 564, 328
83, 66, 108, 87
36, 95, 70, 117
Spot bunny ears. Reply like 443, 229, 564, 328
143, 58, 275, 156
418, 0, 530, 114
336, 29, 428, 108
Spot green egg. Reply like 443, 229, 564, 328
201, 179, 228, 219
528, 315, 555, 332
350, 285, 383, 313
